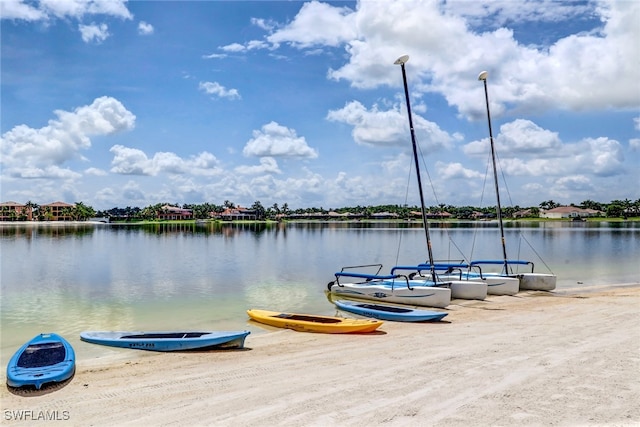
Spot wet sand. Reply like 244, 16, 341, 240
2, 284, 639, 426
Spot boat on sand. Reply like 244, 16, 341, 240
329, 266, 452, 308
247, 309, 383, 333
328, 55, 486, 306
334, 299, 448, 322
6, 333, 75, 389
80, 330, 250, 352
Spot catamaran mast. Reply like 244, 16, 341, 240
395, 55, 437, 282
478, 71, 509, 274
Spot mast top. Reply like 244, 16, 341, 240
394, 55, 409, 65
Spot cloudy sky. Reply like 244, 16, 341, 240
1, 0, 638, 211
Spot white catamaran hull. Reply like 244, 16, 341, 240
440, 272, 519, 296
518, 273, 556, 291
484, 275, 520, 295
413, 277, 487, 300
446, 279, 487, 300
329, 280, 451, 309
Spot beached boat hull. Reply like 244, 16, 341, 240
440, 272, 520, 296
329, 280, 451, 308
247, 309, 383, 333
80, 330, 250, 352
468, 261, 556, 293
483, 275, 520, 295
518, 273, 556, 291
6, 333, 75, 389
448, 279, 487, 300
408, 265, 487, 300
334, 300, 447, 322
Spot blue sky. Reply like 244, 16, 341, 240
1, 0, 639, 211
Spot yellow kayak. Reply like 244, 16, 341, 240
247, 309, 383, 333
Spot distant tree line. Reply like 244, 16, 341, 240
5, 198, 638, 222
90, 198, 640, 222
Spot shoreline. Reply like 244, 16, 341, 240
2, 283, 639, 426
1, 216, 639, 226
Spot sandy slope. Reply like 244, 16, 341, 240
2, 284, 639, 426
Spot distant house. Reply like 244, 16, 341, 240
216, 206, 257, 221
540, 206, 602, 219
327, 211, 362, 219
430, 211, 452, 219
41, 201, 75, 221
513, 209, 533, 218
158, 205, 193, 220
0, 201, 32, 221
285, 212, 327, 220
410, 210, 452, 219
472, 211, 492, 219
370, 211, 399, 219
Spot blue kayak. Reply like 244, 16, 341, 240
6, 333, 76, 389
334, 300, 448, 322
80, 330, 250, 352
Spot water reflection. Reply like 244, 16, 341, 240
0, 223, 96, 240
244, 281, 310, 311
1, 221, 638, 363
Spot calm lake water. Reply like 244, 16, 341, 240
1, 220, 638, 363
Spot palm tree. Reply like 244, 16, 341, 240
580, 199, 602, 211
24, 200, 37, 221
633, 199, 640, 216
606, 201, 625, 218
251, 201, 266, 220
539, 200, 559, 210
60, 207, 73, 221
73, 202, 96, 221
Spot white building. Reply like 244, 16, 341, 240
540, 206, 602, 219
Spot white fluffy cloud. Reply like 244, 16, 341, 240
266, 1, 357, 48
138, 21, 154, 35
1, 0, 133, 21
109, 146, 221, 177
234, 0, 639, 120
235, 157, 282, 175
464, 119, 562, 157
549, 175, 595, 200
0, 1, 47, 21
79, 22, 109, 43
243, 122, 318, 158
435, 161, 484, 181
327, 100, 459, 151
0, 96, 135, 178
199, 81, 241, 100
462, 119, 625, 181
1, 0, 132, 41
583, 137, 624, 177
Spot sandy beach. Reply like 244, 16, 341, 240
2, 284, 639, 426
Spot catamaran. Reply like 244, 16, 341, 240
467, 71, 556, 292
328, 55, 487, 307
418, 261, 520, 296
